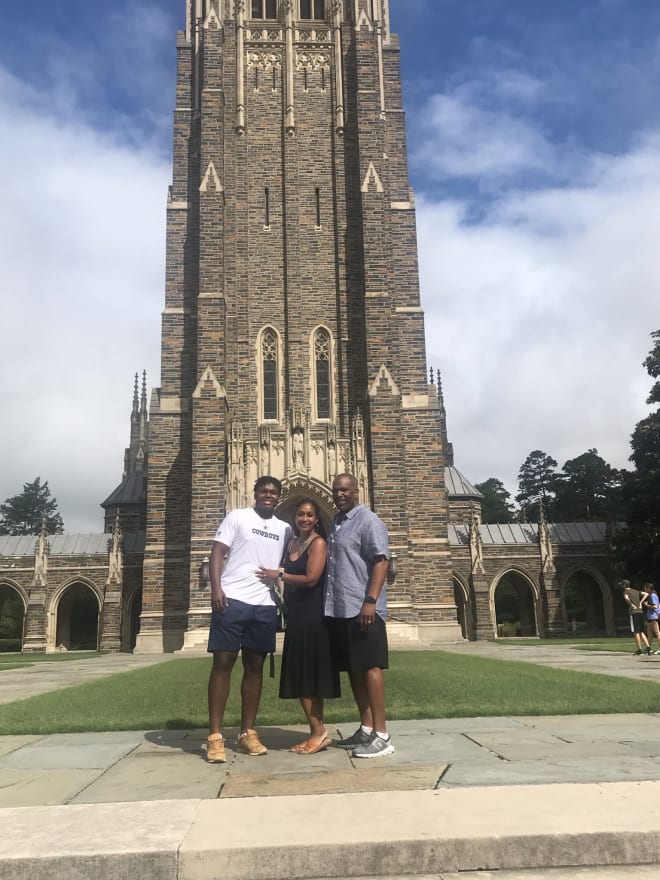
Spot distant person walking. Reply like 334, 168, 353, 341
621, 580, 651, 656
644, 582, 660, 654
325, 473, 393, 758
205, 476, 292, 763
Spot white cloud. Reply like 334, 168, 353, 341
415, 90, 556, 181
0, 66, 167, 531
418, 136, 660, 496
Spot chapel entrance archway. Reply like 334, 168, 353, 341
55, 582, 100, 651
0, 584, 26, 652
277, 480, 335, 537
494, 571, 538, 638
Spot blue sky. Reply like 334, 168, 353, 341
1, 0, 659, 529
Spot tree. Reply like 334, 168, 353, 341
553, 449, 623, 522
0, 478, 64, 536
475, 478, 515, 524
614, 331, 660, 579
516, 450, 560, 520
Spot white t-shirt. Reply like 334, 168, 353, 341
214, 508, 292, 606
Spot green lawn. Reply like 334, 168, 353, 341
0, 650, 658, 735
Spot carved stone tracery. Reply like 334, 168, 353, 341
247, 50, 283, 70
296, 51, 331, 70
295, 29, 332, 43
246, 28, 284, 42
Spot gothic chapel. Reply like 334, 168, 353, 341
136, 0, 459, 651
0, 0, 620, 654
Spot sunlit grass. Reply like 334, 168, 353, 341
0, 650, 658, 735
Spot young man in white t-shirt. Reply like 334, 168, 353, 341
206, 476, 292, 762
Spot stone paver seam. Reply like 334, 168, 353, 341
0, 734, 47, 758
63, 740, 143, 805
174, 798, 204, 878
433, 765, 450, 789
519, 721, 572, 744
462, 733, 508, 762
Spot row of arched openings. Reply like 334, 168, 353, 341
0, 583, 142, 653
0, 569, 623, 651
453, 569, 618, 640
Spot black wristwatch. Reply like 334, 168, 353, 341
364, 596, 377, 605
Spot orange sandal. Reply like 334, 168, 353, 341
298, 736, 331, 755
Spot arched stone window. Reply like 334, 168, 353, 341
300, 0, 325, 20
313, 327, 332, 420
260, 327, 280, 422
251, 0, 278, 19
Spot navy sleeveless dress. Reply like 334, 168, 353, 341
279, 543, 341, 699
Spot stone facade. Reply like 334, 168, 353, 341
0, 1, 628, 653
447, 512, 624, 644
137, 0, 458, 652
0, 527, 144, 654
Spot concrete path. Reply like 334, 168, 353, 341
440, 640, 660, 682
0, 652, 179, 704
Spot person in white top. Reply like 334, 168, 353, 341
206, 477, 291, 763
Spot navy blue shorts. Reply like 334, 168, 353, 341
207, 599, 277, 655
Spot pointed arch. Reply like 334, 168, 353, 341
278, 476, 335, 534
0, 581, 27, 652
560, 564, 613, 636
48, 577, 103, 652
310, 324, 335, 422
122, 586, 143, 652
453, 573, 475, 641
256, 326, 283, 423
491, 566, 540, 639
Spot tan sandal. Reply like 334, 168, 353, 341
300, 736, 331, 755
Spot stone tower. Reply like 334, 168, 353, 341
136, 0, 459, 652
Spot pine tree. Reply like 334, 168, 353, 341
515, 450, 559, 520
0, 478, 64, 536
553, 449, 622, 522
474, 478, 515, 524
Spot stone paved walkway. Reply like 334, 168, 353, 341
1, 711, 660, 807
0, 652, 179, 704
440, 639, 660, 682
